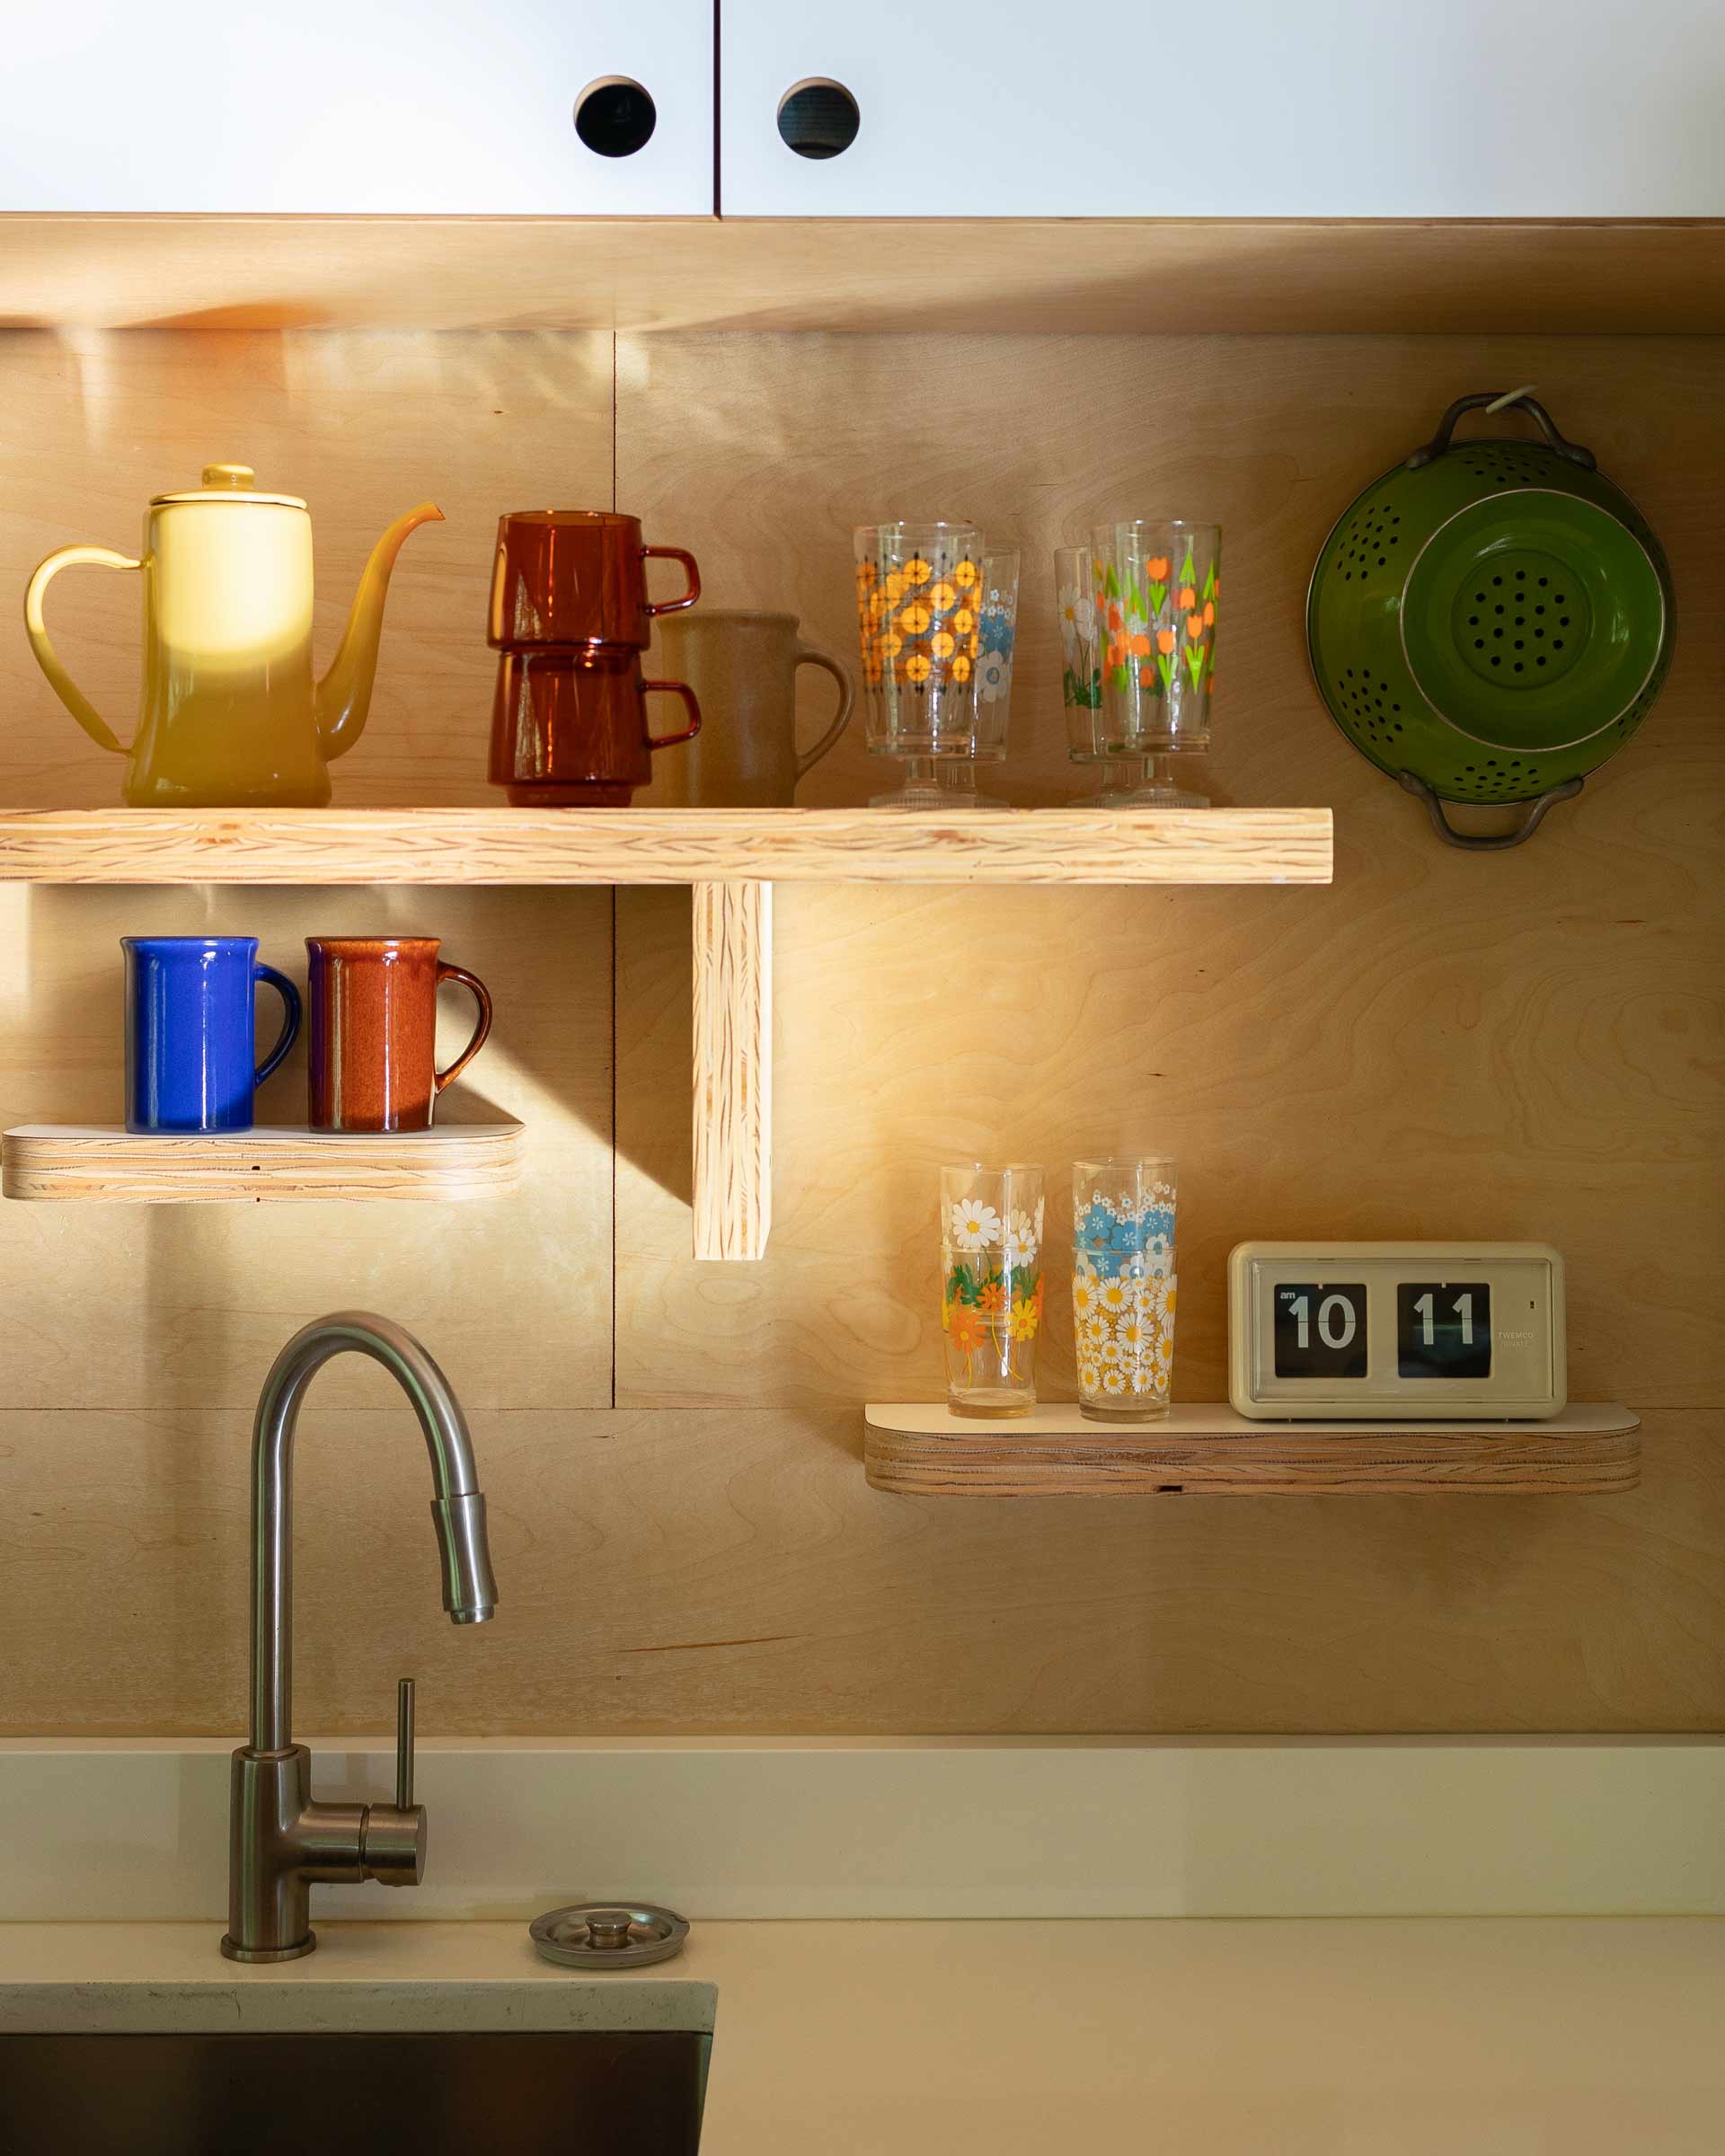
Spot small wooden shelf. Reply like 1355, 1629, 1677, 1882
0, 808, 1332, 888
863, 1402, 1641, 1497
0, 1121, 523, 1204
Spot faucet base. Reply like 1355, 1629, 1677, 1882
220, 1931, 317, 1964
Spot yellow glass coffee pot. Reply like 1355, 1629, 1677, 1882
24, 465, 443, 806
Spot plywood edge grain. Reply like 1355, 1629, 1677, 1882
0, 1121, 523, 1202
691, 880, 772, 1260
0, 808, 1334, 887
862, 1402, 1642, 1496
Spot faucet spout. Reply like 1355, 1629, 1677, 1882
224, 1312, 497, 1962
249, 1311, 497, 1754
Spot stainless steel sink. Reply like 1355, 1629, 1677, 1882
0, 2028, 709, 2154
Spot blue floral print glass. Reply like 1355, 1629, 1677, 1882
971, 550, 1019, 760
1072, 1156, 1177, 1420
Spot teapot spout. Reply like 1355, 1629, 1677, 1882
315, 502, 444, 762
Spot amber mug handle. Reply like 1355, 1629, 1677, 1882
433, 963, 493, 1094
641, 545, 702, 617
643, 679, 703, 752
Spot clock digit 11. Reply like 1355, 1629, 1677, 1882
1397, 1282, 1492, 1379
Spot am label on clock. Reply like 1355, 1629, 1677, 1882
1397, 1281, 1492, 1379
1273, 1283, 1367, 1378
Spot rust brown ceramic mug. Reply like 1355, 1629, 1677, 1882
490, 647, 702, 807
305, 937, 493, 1132
489, 510, 701, 651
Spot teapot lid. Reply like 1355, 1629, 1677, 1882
150, 464, 306, 510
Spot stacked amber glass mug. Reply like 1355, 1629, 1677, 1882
489, 510, 703, 806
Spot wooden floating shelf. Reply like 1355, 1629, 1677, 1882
863, 1402, 1641, 1497
0, 1121, 523, 1204
3, 216, 1721, 335
0, 808, 1332, 888
0, 808, 1328, 1259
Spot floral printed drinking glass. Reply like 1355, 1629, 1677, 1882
855, 524, 1015, 808
855, 521, 984, 755
970, 549, 1019, 761
1072, 1157, 1177, 1421
1058, 544, 1208, 808
1092, 522, 1220, 755
940, 1162, 1045, 1417
1056, 544, 1103, 746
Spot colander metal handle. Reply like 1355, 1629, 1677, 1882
1405, 393, 1597, 473
1398, 771, 1585, 851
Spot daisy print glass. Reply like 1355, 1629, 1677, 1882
854, 523, 985, 757
1055, 544, 1105, 758
940, 1163, 1046, 1418
1092, 522, 1219, 755
1072, 1157, 1177, 1422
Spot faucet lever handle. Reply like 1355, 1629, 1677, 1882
395, 1677, 415, 1811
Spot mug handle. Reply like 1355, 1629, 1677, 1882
792, 640, 856, 779
433, 964, 494, 1094
643, 679, 703, 751
641, 546, 701, 617
252, 964, 302, 1090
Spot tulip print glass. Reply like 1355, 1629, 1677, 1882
1058, 543, 1208, 807
1092, 522, 1220, 755
1072, 1157, 1178, 1420
940, 1163, 1045, 1417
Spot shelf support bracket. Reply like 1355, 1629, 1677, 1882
691, 879, 773, 1260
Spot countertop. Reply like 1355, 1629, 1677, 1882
3, 1917, 1722, 2153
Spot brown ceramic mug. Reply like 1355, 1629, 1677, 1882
305, 938, 493, 1132
489, 510, 701, 651
490, 647, 702, 807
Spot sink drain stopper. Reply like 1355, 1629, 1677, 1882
529, 1903, 690, 1969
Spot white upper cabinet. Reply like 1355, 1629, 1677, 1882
721, 0, 1725, 216
0, 1, 713, 214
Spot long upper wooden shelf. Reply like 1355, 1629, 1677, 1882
3, 217, 1720, 334
0, 808, 1332, 888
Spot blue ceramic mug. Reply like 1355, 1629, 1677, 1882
122, 936, 302, 1134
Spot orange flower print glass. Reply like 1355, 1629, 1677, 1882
941, 1162, 1045, 1417
1090, 521, 1220, 754
854, 522, 985, 758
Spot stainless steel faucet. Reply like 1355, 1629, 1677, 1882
221, 1312, 499, 1963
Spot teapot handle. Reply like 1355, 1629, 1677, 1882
24, 545, 140, 755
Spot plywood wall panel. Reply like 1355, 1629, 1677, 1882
0, 329, 615, 808
0, 882, 614, 1410
0, 324, 1720, 1739
0, 1406, 1718, 1737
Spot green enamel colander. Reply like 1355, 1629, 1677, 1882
1307, 392, 1674, 849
